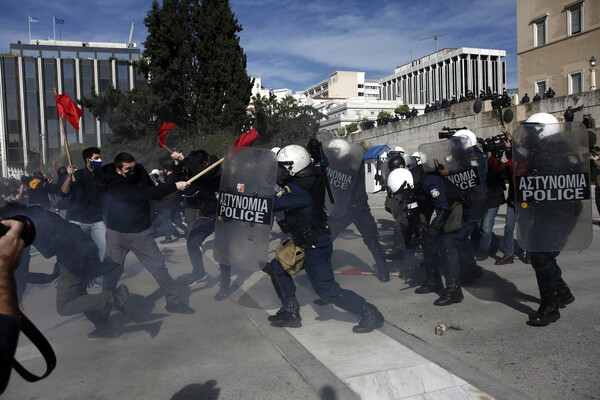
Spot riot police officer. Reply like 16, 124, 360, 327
266, 145, 385, 333
513, 113, 583, 325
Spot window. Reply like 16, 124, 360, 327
532, 16, 547, 47
565, 2, 583, 35
569, 72, 582, 94
535, 80, 547, 96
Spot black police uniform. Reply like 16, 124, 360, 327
266, 162, 384, 333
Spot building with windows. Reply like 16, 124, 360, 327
0, 40, 142, 176
303, 71, 380, 99
517, 0, 599, 98
378, 47, 507, 105
313, 98, 407, 134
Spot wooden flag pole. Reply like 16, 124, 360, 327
160, 145, 174, 154
186, 158, 224, 184
54, 88, 74, 180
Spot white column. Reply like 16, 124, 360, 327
37, 57, 46, 164
0, 60, 7, 176
17, 57, 28, 168
94, 59, 101, 146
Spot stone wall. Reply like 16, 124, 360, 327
347, 90, 600, 154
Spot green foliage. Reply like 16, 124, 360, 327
377, 111, 392, 120
80, 0, 253, 158
345, 122, 359, 134
336, 127, 346, 136
250, 94, 324, 148
142, 0, 252, 134
395, 104, 409, 115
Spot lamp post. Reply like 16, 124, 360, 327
591, 56, 597, 91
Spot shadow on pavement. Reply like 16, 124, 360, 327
464, 269, 539, 315
171, 379, 220, 399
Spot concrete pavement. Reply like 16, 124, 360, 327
5, 191, 600, 399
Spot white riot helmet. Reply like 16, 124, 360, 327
453, 129, 477, 147
411, 151, 422, 165
387, 168, 414, 194
524, 113, 560, 139
328, 138, 351, 159
276, 145, 311, 176
393, 146, 405, 155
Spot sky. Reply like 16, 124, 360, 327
1, 0, 518, 93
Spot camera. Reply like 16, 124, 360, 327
484, 135, 507, 154
438, 126, 467, 139
0, 215, 36, 246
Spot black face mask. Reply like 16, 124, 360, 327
276, 164, 292, 187
124, 165, 140, 182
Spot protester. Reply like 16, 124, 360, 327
101, 152, 194, 314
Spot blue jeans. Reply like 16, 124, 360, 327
478, 206, 499, 251
502, 206, 516, 256
70, 220, 107, 261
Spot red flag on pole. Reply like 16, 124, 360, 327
54, 94, 84, 130
233, 128, 258, 147
158, 122, 176, 147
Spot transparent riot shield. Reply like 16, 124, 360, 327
322, 138, 364, 217
213, 147, 277, 270
513, 122, 592, 251
419, 137, 485, 221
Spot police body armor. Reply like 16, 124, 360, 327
513, 122, 592, 251
322, 138, 364, 217
213, 147, 277, 270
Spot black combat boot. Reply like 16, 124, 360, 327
415, 263, 442, 294
433, 280, 464, 306
269, 299, 302, 328
372, 246, 390, 282
529, 259, 561, 326
556, 279, 575, 308
214, 265, 231, 301
352, 303, 384, 333
528, 302, 560, 326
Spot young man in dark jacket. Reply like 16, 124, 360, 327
101, 152, 194, 314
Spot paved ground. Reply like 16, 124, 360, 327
5, 191, 600, 399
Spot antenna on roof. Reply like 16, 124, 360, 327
418, 33, 449, 53
128, 21, 135, 48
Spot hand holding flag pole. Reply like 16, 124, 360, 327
186, 128, 258, 185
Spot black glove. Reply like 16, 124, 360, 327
307, 138, 322, 162
375, 174, 384, 185
426, 207, 449, 239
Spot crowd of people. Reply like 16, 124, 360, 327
0, 107, 595, 395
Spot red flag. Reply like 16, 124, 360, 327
234, 128, 258, 147
55, 94, 84, 130
157, 122, 176, 147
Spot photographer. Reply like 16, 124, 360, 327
0, 219, 26, 394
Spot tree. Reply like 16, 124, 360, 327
142, 0, 253, 135
345, 122, 359, 134
395, 104, 409, 116
249, 94, 324, 148
377, 110, 392, 126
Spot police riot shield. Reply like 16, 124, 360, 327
213, 147, 277, 270
418, 137, 485, 221
513, 122, 592, 251
322, 138, 364, 217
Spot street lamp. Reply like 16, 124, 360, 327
591, 56, 597, 91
